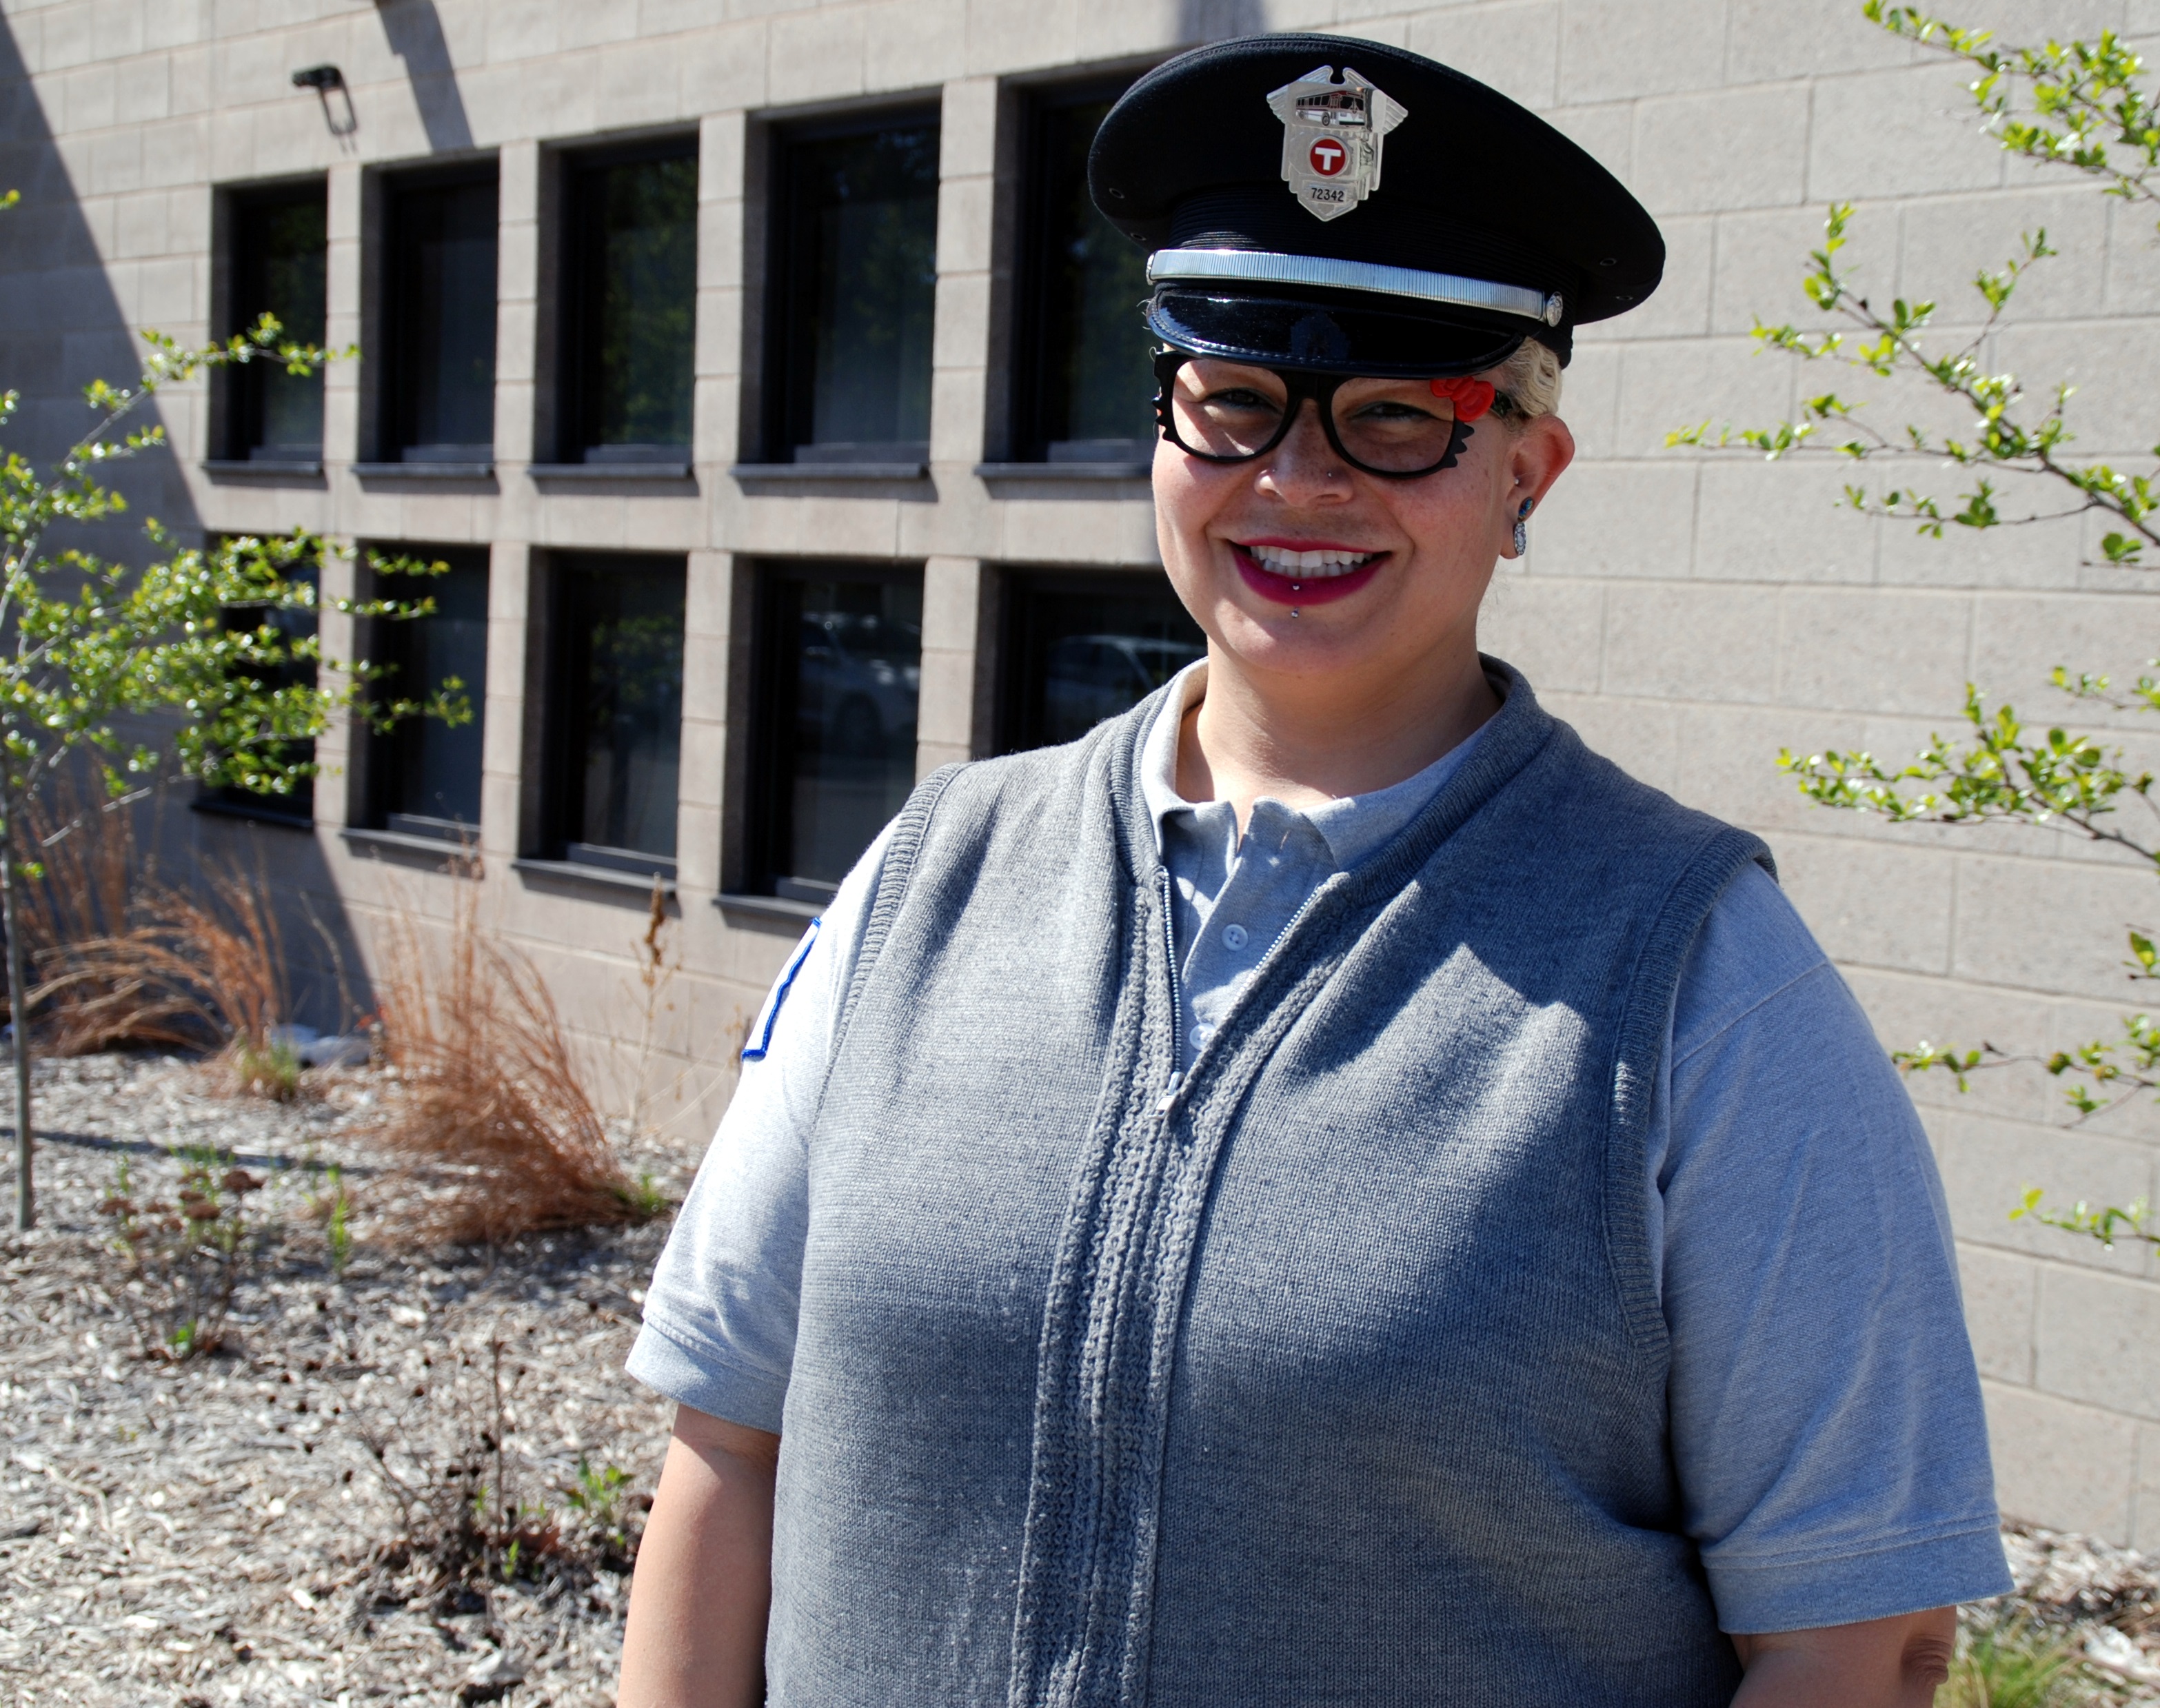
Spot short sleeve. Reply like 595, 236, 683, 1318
625, 824, 894, 1432
1659, 863, 2012, 1632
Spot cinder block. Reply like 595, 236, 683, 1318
1775, 587, 1970, 714
1993, 320, 2160, 465
1602, 581, 1784, 704
1559, 0, 1725, 103
61, 61, 121, 134
936, 170, 996, 278
1952, 852, 2160, 1008
559, 0, 641, 52
678, 21, 770, 115
1613, 334, 1795, 465
2038, 1265, 2160, 1419
1531, 461, 1697, 581
1984, 1380, 2137, 1542
1708, 203, 1855, 339
485, 0, 562, 61
1631, 84, 1809, 217
867, 0, 968, 98
1957, 1243, 2037, 1385
1405, 3, 1561, 112
965, 0, 1078, 77
1969, 591, 2160, 725
1777, 831, 1955, 975
767, 6, 867, 104
1477, 573, 1604, 693
145, 1, 210, 53
1808, 64, 2006, 201
1729, 0, 1912, 80
596, 34, 688, 130
1935, 1106, 2155, 1277
1695, 460, 1878, 586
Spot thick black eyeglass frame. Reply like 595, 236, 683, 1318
1151, 347, 1506, 480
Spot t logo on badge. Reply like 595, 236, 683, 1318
1266, 64, 1408, 223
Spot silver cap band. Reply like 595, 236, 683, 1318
1146, 247, 1564, 328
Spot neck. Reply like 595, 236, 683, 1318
1175, 631, 1501, 828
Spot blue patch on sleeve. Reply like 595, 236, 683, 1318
742, 917, 822, 1061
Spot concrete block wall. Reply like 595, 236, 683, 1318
1, 0, 2157, 1540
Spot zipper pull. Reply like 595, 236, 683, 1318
1156, 1072, 1183, 1115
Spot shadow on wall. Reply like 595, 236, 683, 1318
0, 15, 373, 1039
376, 0, 474, 154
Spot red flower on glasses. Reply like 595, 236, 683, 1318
1429, 376, 1495, 421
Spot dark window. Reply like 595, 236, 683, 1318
367, 547, 489, 840
1011, 84, 1155, 464
211, 556, 320, 822
561, 143, 698, 462
548, 556, 685, 873
999, 570, 1204, 753
385, 171, 498, 462
767, 115, 939, 465
225, 183, 327, 460
751, 563, 922, 900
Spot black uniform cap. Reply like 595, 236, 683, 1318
1089, 34, 1664, 375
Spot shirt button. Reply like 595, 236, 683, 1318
1222, 924, 1249, 950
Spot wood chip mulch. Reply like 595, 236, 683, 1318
0, 1052, 694, 1707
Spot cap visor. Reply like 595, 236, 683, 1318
1147, 285, 1528, 376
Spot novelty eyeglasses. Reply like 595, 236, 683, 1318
1153, 350, 1515, 480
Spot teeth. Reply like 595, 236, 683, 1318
1245, 545, 1380, 577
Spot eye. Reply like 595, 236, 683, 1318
1202, 387, 1280, 411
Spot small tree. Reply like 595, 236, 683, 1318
0, 192, 456, 1232
1673, 6, 2160, 1248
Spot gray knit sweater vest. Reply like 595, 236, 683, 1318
771, 662, 1771, 1707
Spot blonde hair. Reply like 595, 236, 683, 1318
1487, 338, 1564, 422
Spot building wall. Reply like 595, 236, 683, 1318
2, 0, 2157, 1543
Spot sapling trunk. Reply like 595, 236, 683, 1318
3, 835, 30, 1232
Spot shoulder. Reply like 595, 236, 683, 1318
1672, 862, 1836, 1068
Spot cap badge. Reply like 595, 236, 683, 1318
1266, 64, 1408, 223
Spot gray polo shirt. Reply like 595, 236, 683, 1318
632, 664, 2009, 1634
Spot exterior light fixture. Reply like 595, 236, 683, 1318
292, 65, 358, 139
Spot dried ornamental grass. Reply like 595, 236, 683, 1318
367, 876, 651, 1246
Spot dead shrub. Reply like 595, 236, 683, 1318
8, 784, 205, 1055
42, 857, 300, 1095
365, 873, 649, 1246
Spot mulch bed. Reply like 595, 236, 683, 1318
0, 1052, 692, 1707
7, 1051, 2160, 1705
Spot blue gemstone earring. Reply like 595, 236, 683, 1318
1513, 498, 1535, 557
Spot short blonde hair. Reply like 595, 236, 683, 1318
1486, 338, 1564, 422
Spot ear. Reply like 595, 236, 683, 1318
1509, 414, 1575, 514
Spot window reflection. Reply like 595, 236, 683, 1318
1000, 571, 1204, 753
771, 119, 939, 464
387, 173, 498, 462
1018, 86, 1154, 462
569, 148, 697, 459
229, 184, 326, 460
553, 557, 685, 869
758, 568, 922, 899
372, 547, 489, 840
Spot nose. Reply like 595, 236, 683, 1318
1255, 400, 1349, 506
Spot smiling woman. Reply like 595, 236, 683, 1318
616, 34, 2007, 1708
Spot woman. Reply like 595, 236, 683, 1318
620, 37, 2008, 1708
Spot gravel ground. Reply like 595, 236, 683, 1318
7, 1051, 2160, 1706
0, 1052, 693, 1708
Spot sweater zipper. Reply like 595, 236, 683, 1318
1156, 866, 1184, 1114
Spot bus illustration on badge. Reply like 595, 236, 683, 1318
1266, 65, 1409, 223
